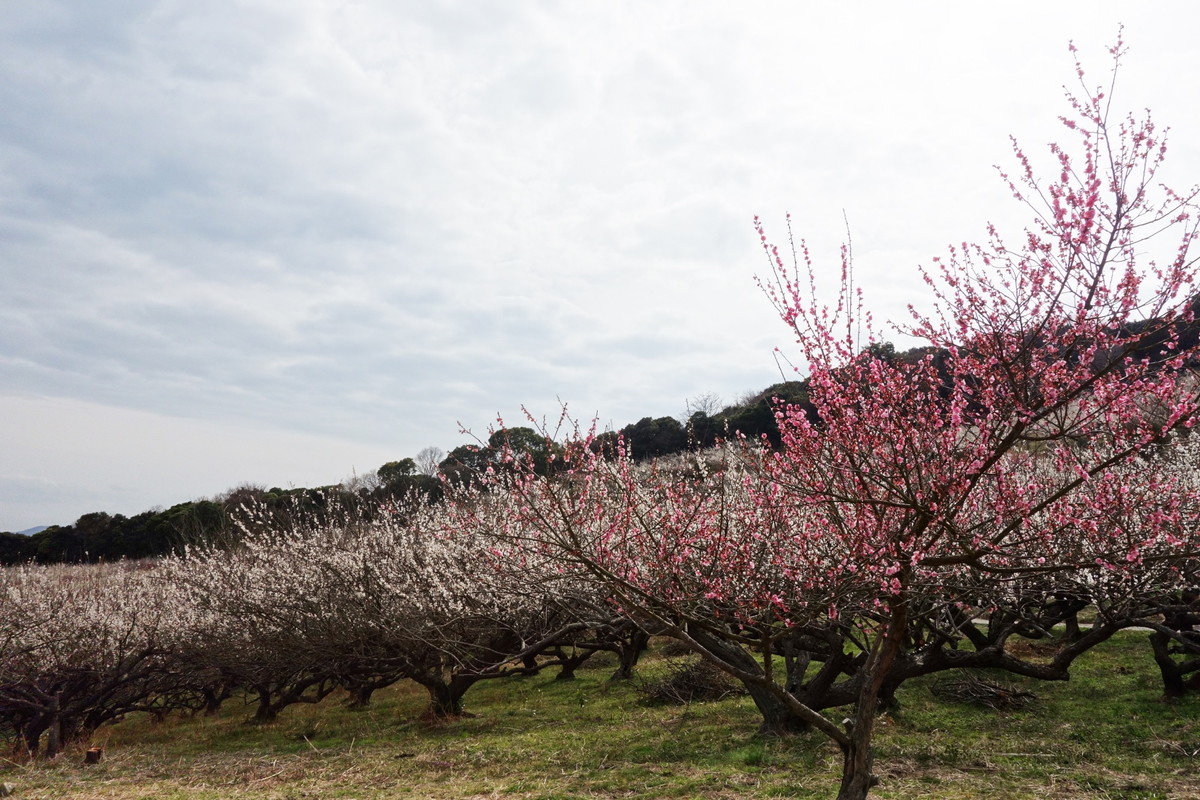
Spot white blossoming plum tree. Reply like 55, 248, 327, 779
165, 492, 615, 722
0, 563, 178, 757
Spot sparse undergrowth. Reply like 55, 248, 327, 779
4, 634, 1200, 800
636, 656, 748, 706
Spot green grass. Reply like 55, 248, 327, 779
4, 636, 1200, 799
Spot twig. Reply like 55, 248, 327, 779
249, 769, 285, 784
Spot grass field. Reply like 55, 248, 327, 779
4, 632, 1200, 799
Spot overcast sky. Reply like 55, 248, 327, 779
3, 2, 1199, 532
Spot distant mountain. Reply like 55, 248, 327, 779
16, 525, 48, 536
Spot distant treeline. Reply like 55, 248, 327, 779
0, 478, 441, 566
0, 380, 814, 566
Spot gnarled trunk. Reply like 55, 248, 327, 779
1148, 630, 1200, 698
252, 687, 277, 723
610, 629, 651, 681
687, 628, 810, 736
421, 674, 479, 719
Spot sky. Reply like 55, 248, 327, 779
3, 2, 1200, 532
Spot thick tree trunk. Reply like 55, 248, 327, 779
610, 630, 651, 681
1150, 631, 1188, 698
348, 685, 375, 708
44, 695, 62, 759
21, 716, 48, 757
836, 723, 878, 795
835, 684, 882, 800
1062, 614, 1082, 642
756, 692, 812, 736
202, 686, 227, 716
424, 682, 463, 718
556, 650, 594, 681
837, 732, 879, 800
44, 726, 60, 760
877, 678, 901, 713
252, 688, 277, 723
688, 628, 810, 735
836, 598, 908, 800
422, 674, 478, 719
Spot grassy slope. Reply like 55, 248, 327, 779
4, 633, 1200, 800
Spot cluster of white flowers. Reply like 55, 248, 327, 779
0, 490, 626, 753
0, 562, 179, 757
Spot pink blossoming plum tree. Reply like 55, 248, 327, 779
490, 38, 1200, 800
